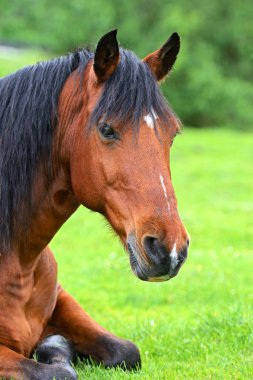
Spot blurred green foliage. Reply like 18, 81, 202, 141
0, 0, 252, 129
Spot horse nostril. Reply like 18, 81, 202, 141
186, 238, 190, 247
178, 246, 188, 263
143, 236, 169, 266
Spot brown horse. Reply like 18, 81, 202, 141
0, 30, 189, 379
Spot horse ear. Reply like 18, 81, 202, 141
143, 33, 180, 82
94, 30, 120, 82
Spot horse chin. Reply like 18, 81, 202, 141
127, 243, 182, 282
131, 264, 148, 282
128, 247, 172, 282
130, 261, 173, 282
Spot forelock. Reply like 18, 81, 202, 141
88, 48, 173, 131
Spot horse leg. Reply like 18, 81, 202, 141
44, 286, 141, 370
0, 345, 77, 380
35, 335, 77, 379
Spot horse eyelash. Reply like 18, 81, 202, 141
170, 130, 181, 146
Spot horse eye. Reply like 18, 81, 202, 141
98, 123, 119, 141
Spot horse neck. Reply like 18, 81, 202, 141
16, 70, 91, 263
17, 165, 79, 263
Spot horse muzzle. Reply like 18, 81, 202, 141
127, 234, 189, 282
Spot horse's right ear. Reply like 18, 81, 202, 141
94, 30, 120, 83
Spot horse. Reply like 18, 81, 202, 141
0, 30, 189, 379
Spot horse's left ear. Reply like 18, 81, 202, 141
143, 32, 180, 82
94, 30, 120, 82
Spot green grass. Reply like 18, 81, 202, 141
50, 128, 253, 379
1, 51, 252, 379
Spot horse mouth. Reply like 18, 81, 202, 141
127, 242, 149, 281
127, 241, 176, 282
126, 234, 187, 282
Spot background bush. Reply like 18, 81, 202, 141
0, 0, 252, 129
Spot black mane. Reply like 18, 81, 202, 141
89, 48, 171, 130
0, 47, 172, 252
0, 49, 93, 251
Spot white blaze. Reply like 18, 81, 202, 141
170, 243, 178, 271
144, 109, 158, 129
159, 175, 171, 214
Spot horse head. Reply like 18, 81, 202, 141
59, 30, 189, 282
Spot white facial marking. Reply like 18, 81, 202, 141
170, 243, 179, 271
159, 175, 171, 214
144, 109, 158, 129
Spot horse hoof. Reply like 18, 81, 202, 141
98, 335, 141, 370
51, 363, 78, 380
24, 361, 78, 380
35, 335, 78, 379
35, 335, 76, 365
41, 363, 78, 380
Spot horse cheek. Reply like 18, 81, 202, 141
70, 147, 105, 212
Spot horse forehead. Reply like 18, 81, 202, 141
143, 111, 180, 135
143, 110, 158, 129
128, 121, 167, 156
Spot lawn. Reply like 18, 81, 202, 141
1, 51, 253, 379
51, 127, 253, 380
0, 46, 51, 77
